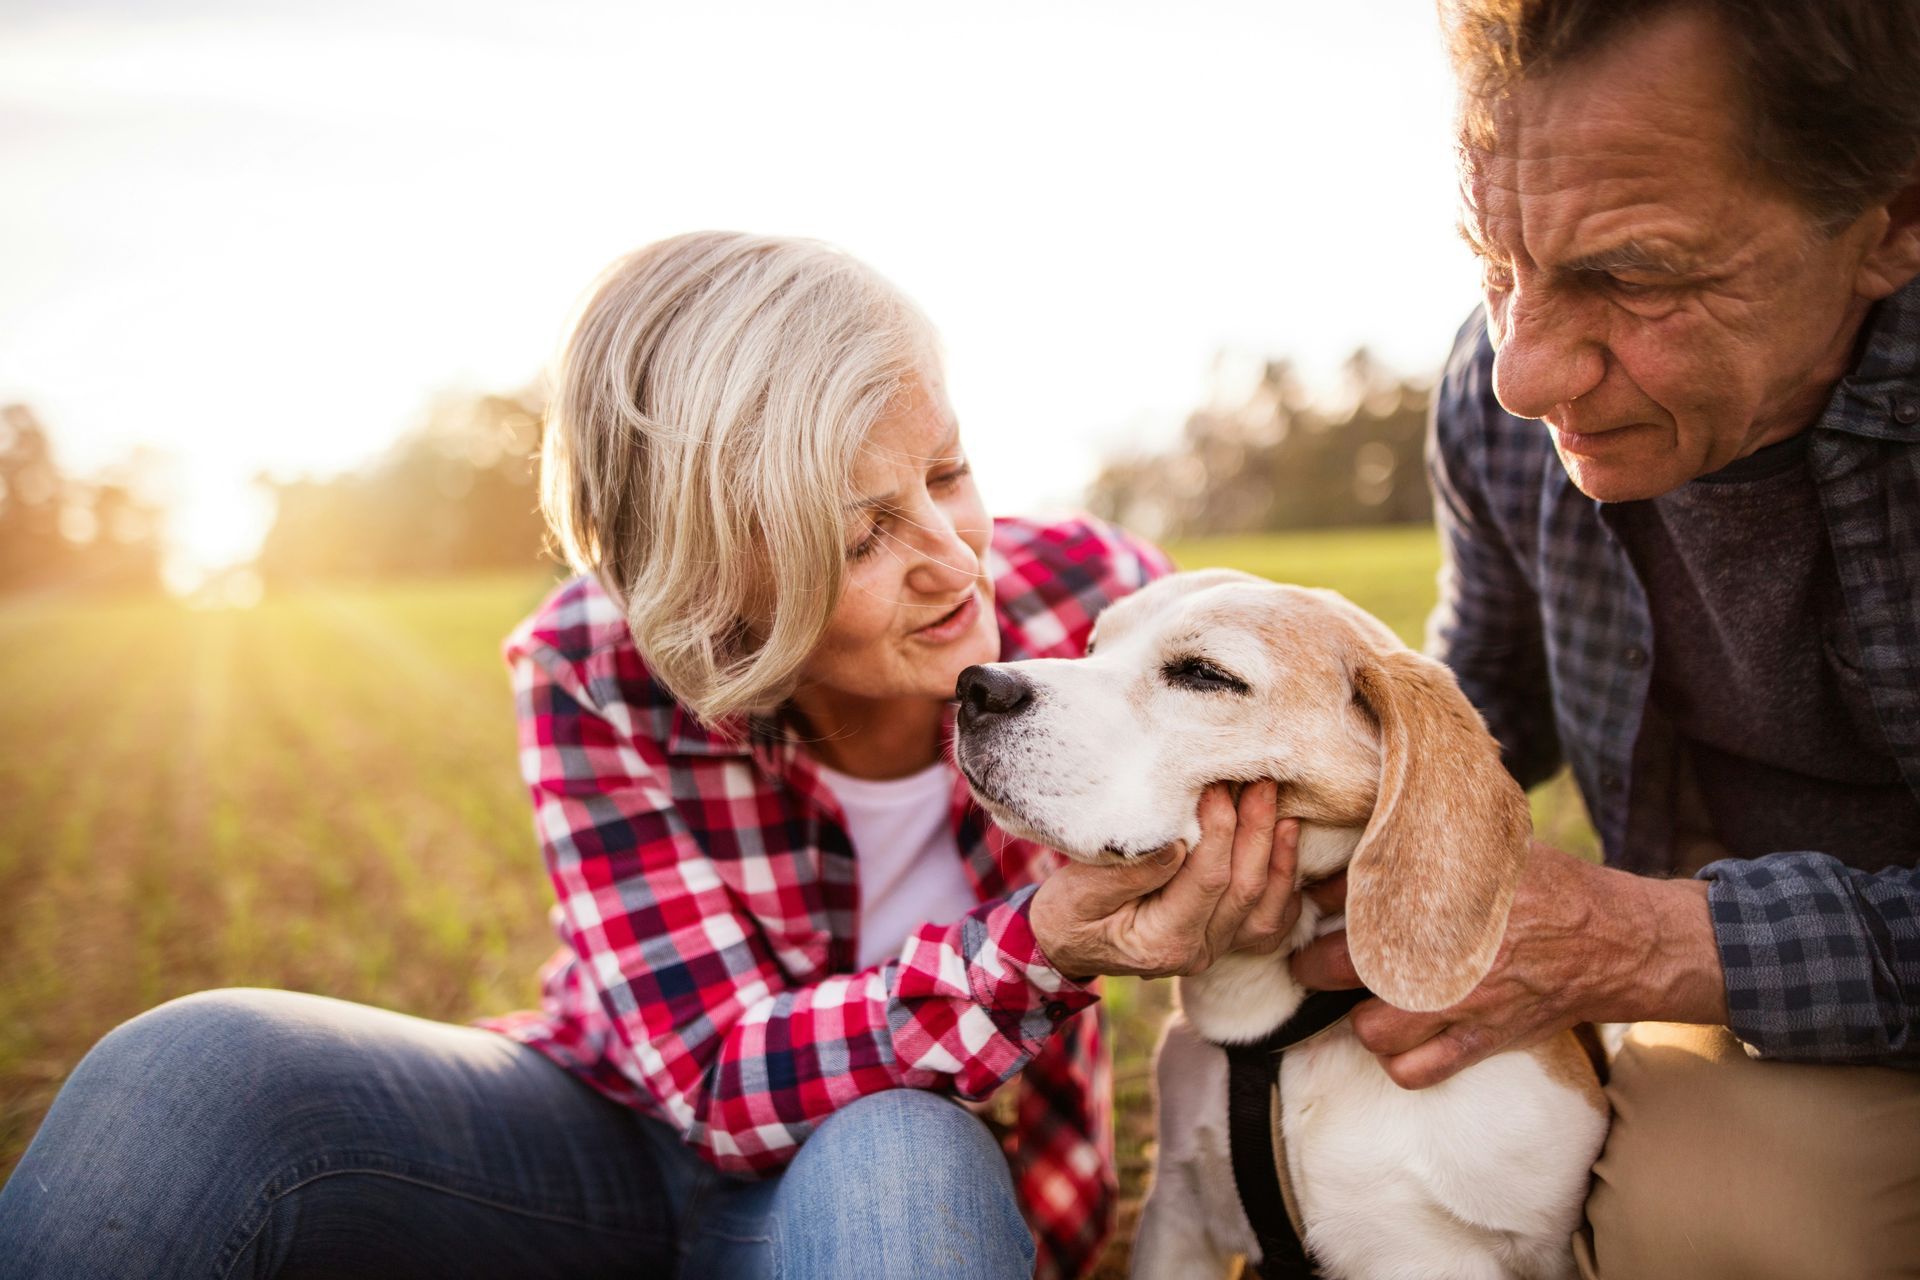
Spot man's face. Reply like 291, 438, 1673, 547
1458, 8, 1890, 502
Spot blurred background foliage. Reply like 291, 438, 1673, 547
254, 388, 549, 585
0, 345, 1438, 599
0, 404, 166, 596
1088, 348, 1433, 542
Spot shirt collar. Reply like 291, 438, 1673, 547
1822, 274, 1920, 442
666, 697, 966, 793
665, 702, 760, 758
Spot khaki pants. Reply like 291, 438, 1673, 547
1574, 1022, 1920, 1279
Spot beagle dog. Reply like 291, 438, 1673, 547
953, 570, 1608, 1280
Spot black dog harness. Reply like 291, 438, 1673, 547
1219, 987, 1373, 1280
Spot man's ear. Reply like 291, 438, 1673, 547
1854, 166, 1920, 301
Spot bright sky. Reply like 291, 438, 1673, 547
0, 0, 1479, 583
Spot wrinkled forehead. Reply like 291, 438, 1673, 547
1453, 10, 1754, 231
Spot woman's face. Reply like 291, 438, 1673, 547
796, 371, 997, 708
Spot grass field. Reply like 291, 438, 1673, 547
0, 522, 1595, 1268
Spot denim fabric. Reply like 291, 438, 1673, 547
0, 988, 1034, 1278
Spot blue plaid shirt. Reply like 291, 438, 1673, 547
1427, 280, 1920, 1067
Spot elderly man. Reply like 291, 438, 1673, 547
1294, 2, 1920, 1275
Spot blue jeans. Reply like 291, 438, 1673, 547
0, 988, 1034, 1278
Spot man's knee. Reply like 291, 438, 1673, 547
1585, 1022, 1920, 1280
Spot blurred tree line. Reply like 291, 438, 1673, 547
0, 404, 165, 596
5, 348, 1432, 600
1087, 349, 1433, 540
254, 387, 555, 584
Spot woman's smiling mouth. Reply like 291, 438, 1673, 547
910, 589, 980, 643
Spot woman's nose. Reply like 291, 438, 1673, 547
1490, 284, 1605, 421
903, 512, 979, 593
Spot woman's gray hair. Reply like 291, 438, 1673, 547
541, 231, 940, 724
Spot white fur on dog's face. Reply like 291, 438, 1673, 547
954, 570, 1392, 863
956, 567, 1536, 1015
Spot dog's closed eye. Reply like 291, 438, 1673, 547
1161, 656, 1250, 695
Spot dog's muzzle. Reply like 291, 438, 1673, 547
956, 664, 1035, 732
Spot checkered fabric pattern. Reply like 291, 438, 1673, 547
1427, 280, 1920, 1066
476, 515, 1173, 1278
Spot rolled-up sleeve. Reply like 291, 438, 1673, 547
1700, 852, 1920, 1067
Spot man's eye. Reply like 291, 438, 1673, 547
1162, 656, 1250, 694
1481, 261, 1514, 293
1607, 274, 1667, 297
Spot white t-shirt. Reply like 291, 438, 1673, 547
813, 759, 978, 970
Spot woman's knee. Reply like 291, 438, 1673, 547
0, 990, 340, 1277
798, 1090, 1004, 1188
774, 1091, 1032, 1276
51, 986, 391, 1168
74, 988, 315, 1100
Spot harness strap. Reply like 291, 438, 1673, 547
1220, 986, 1373, 1280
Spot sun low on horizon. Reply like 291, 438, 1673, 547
0, 0, 1479, 595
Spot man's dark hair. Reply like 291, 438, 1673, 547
1443, 0, 1920, 227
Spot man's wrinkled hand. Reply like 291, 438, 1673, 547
1291, 841, 1727, 1089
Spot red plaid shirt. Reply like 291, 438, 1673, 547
476, 515, 1172, 1278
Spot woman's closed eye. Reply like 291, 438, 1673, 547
846, 464, 972, 562
930, 462, 972, 493
847, 522, 884, 562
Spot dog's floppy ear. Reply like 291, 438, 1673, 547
1344, 646, 1531, 1013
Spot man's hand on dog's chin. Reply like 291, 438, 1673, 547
1290, 841, 1731, 1090
1029, 780, 1327, 980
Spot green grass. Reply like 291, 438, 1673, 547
0, 573, 568, 1173
0, 531, 1597, 1271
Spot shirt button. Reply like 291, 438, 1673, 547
1623, 645, 1648, 669
1895, 399, 1920, 426
1045, 1001, 1070, 1022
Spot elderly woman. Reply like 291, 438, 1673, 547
0, 233, 1306, 1279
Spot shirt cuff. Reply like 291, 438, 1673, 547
967, 884, 1100, 1047
1697, 852, 1910, 1062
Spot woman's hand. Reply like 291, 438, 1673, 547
1028, 781, 1306, 980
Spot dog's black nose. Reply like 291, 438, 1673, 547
956, 664, 1034, 726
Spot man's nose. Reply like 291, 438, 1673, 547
956, 665, 1035, 728
1490, 284, 1605, 421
